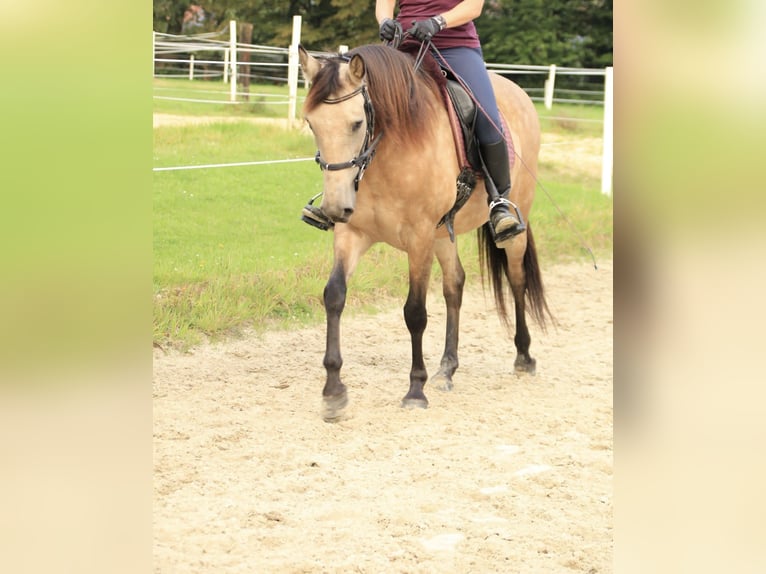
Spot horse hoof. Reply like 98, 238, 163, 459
428, 369, 454, 391
435, 379, 454, 392
430, 372, 454, 392
322, 392, 349, 422
428, 373, 454, 391
514, 355, 537, 375
401, 397, 428, 409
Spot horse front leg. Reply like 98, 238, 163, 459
430, 238, 466, 391
320, 229, 372, 421
401, 249, 434, 409
321, 261, 349, 420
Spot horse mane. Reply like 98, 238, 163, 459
304, 44, 441, 148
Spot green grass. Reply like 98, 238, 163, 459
536, 101, 605, 137
153, 118, 414, 347
154, 121, 325, 345
153, 80, 611, 348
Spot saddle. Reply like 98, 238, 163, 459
398, 41, 514, 241
438, 76, 481, 241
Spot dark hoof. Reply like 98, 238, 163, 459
514, 355, 537, 375
401, 397, 429, 409
322, 392, 348, 422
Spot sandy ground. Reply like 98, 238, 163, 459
153, 112, 611, 572
153, 257, 613, 573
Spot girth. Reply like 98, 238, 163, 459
436, 78, 479, 242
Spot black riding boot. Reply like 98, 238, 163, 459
301, 193, 334, 231
480, 139, 525, 246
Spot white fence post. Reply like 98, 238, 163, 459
229, 20, 237, 102
601, 66, 613, 196
544, 64, 556, 110
188, 54, 195, 80
339, 45, 349, 54
287, 15, 302, 125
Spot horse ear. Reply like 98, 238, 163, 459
298, 45, 321, 82
348, 54, 365, 83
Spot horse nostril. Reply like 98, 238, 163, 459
343, 207, 354, 218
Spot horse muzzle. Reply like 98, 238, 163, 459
319, 172, 358, 223
322, 204, 355, 224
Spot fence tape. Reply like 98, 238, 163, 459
153, 157, 314, 172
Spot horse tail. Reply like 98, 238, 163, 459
477, 222, 552, 331
522, 223, 553, 330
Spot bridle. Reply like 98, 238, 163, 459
314, 84, 383, 192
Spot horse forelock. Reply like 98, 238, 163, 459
303, 57, 344, 113
303, 46, 439, 148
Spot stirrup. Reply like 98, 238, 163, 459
488, 197, 517, 213
301, 194, 334, 231
488, 198, 526, 245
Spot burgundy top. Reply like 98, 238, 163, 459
396, 0, 481, 49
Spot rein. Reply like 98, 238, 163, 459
314, 84, 383, 192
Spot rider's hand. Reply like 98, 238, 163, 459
379, 18, 402, 42
408, 17, 442, 42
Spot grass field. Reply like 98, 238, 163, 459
153, 78, 612, 348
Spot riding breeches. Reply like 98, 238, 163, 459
434, 46, 505, 145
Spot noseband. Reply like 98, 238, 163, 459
314, 84, 383, 192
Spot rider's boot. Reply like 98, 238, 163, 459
301, 194, 334, 231
480, 139, 525, 247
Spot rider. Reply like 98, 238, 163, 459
302, 0, 524, 246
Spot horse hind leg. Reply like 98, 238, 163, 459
500, 232, 536, 375
507, 226, 548, 375
429, 238, 465, 391
511, 286, 536, 375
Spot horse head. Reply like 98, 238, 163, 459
299, 45, 380, 224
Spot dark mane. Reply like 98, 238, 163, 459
304, 44, 441, 148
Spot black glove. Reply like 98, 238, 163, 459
408, 17, 442, 42
379, 18, 402, 42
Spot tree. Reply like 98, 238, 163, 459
153, 0, 190, 34
245, 0, 379, 51
477, 0, 557, 65
153, 0, 612, 66
477, 0, 612, 68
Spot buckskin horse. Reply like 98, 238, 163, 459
298, 43, 550, 420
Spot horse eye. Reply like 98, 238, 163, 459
352, 120, 363, 132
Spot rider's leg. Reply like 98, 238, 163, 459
437, 46, 525, 246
